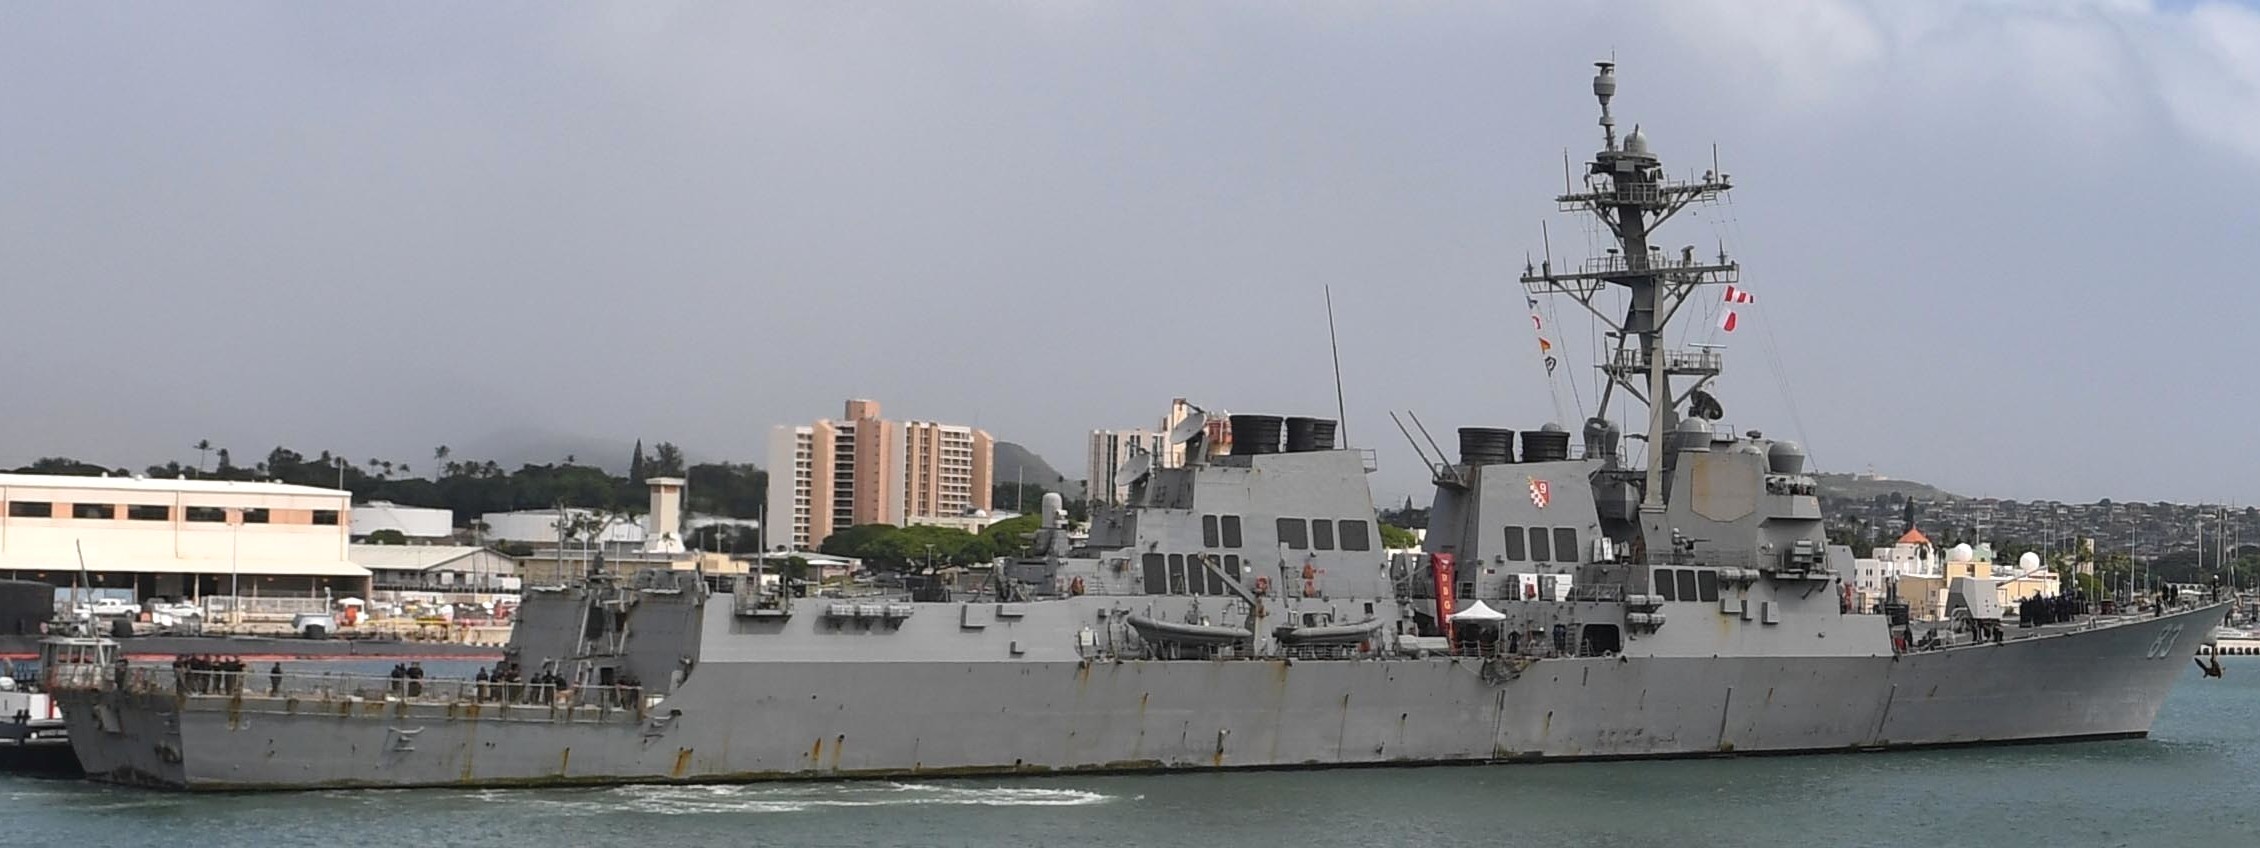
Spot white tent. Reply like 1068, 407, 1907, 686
336, 597, 366, 607
1448, 600, 1507, 622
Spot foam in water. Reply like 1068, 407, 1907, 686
478, 781, 1120, 816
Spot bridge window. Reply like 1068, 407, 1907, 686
1338, 520, 1371, 551
1202, 515, 1220, 547
1697, 569, 1720, 602
185, 506, 228, 523
72, 503, 115, 519
241, 508, 269, 524
1675, 570, 1699, 603
1142, 553, 1166, 594
1276, 518, 1308, 550
1221, 515, 1243, 548
312, 510, 340, 526
1224, 554, 1241, 582
1502, 526, 1526, 561
1527, 527, 1552, 563
1204, 557, 1226, 595
1168, 554, 1189, 594
1311, 519, 1335, 551
126, 504, 169, 521
1552, 528, 1578, 563
1655, 568, 1677, 601
7, 501, 52, 518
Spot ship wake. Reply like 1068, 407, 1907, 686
481, 781, 1123, 815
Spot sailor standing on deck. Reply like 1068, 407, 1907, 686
269, 662, 283, 696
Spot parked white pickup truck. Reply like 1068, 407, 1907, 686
69, 598, 139, 617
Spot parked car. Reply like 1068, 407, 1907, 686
70, 598, 139, 617
147, 601, 202, 619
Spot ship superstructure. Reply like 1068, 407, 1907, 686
48, 64, 2227, 791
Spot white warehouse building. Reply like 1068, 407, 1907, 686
478, 508, 649, 546
349, 501, 455, 540
0, 473, 371, 602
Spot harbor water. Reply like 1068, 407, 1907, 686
5, 660, 2255, 847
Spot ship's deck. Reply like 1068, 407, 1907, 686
108, 666, 657, 723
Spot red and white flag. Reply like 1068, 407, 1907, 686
1723, 285, 1755, 304
1718, 309, 1739, 332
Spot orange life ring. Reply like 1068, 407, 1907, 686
1069, 576, 1086, 596
1301, 563, 1317, 580
1253, 576, 1271, 596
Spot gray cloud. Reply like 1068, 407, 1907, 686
3, 1, 2256, 505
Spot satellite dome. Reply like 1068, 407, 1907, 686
1625, 127, 1651, 155
1676, 417, 1709, 433
1766, 440, 1807, 474
1948, 543, 1975, 563
1540, 421, 1566, 433
2019, 551, 2041, 571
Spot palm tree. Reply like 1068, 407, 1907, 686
433, 446, 451, 478
194, 439, 212, 476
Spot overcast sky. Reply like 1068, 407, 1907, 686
5, 1, 2259, 506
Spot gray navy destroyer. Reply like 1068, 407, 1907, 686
47, 63, 2228, 790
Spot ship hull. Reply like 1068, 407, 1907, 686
58, 603, 2223, 790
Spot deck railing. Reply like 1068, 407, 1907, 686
94, 666, 654, 714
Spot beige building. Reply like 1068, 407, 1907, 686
0, 472, 369, 603
766, 399, 993, 550
1885, 542, 2062, 621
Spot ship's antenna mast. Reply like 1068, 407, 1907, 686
1324, 285, 1350, 448
1519, 61, 1736, 515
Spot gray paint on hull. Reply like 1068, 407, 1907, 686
59, 603, 2222, 790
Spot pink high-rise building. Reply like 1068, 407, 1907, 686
766, 399, 993, 551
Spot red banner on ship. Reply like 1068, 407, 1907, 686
1431, 552, 1457, 648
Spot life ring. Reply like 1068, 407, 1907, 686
1301, 563, 1317, 581
1069, 577, 1086, 596
1253, 576, 1271, 596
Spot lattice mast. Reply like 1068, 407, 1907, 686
1521, 62, 1738, 513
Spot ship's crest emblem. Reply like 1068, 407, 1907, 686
1529, 478, 1551, 509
